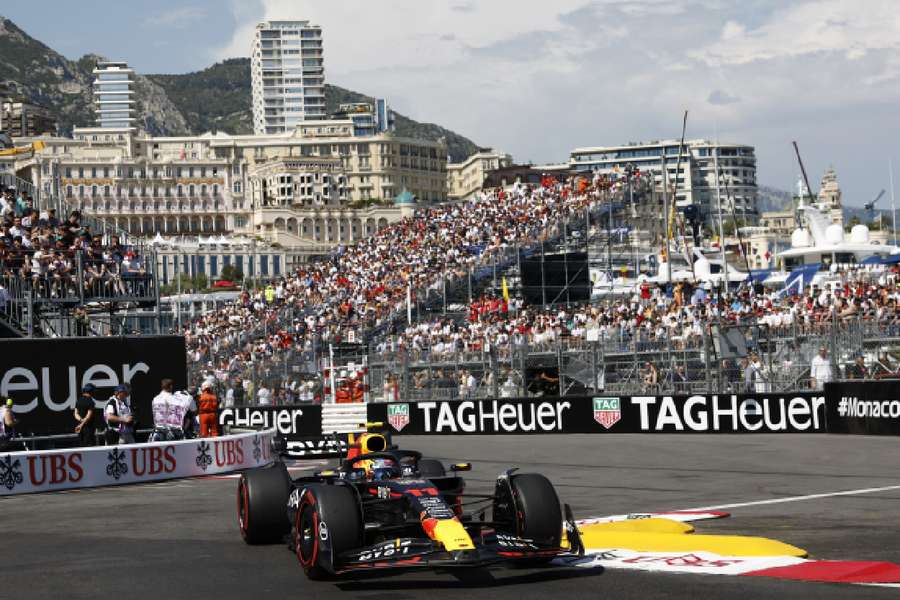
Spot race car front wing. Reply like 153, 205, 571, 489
332, 504, 585, 575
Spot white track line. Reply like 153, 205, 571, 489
682, 484, 900, 512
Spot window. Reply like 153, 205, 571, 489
260, 255, 269, 276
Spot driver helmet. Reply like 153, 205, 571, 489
368, 458, 399, 481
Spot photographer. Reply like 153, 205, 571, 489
105, 385, 136, 445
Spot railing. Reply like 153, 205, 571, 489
182, 312, 900, 405
1, 173, 161, 336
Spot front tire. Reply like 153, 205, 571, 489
493, 473, 562, 564
509, 473, 562, 547
237, 462, 291, 544
295, 484, 362, 580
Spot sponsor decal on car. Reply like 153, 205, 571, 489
593, 397, 621, 429
388, 403, 410, 432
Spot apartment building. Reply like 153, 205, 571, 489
570, 139, 758, 225
251, 20, 326, 134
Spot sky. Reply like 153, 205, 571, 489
3, 0, 900, 207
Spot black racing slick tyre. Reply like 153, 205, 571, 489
237, 462, 291, 545
510, 473, 562, 547
493, 473, 563, 564
417, 458, 446, 478
295, 484, 362, 580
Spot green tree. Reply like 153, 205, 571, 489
220, 264, 244, 283
160, 272, 209, 296
723, 218, 747, 236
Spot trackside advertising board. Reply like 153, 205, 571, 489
0, 429, 274, 496
368, 394, 827, 435
0, 336, 187, 436
824, 381, 900, 435
218, 405, 347, 458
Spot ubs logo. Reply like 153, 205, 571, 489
0, 455, 24, 491
196, 441, 213, 471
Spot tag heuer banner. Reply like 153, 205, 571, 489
366, 394, 828, 435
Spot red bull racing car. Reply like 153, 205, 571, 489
237, 426, 584, 579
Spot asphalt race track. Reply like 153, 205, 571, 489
3, 434, 900, 599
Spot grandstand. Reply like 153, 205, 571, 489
4, 166, 898, 401
0, 172, 159, 337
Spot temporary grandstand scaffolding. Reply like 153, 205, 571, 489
0, 172, 162, 337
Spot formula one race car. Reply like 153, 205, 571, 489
237, 425, 584, 579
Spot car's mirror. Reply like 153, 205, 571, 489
450, 462, 472, 472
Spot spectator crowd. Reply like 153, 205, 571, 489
0, 185, 148, 302
179, 174, 899, 404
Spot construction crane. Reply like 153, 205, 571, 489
0, 139, 46, 157
864, 189, 886, 219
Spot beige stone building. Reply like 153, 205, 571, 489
12, 122, 446, 265
447, 148, 512, 200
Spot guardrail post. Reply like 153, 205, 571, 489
25, 291, 33, 338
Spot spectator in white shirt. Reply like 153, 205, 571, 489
809, 346, 833, 390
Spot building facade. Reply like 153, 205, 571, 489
251, 20, 326, 134
570, 139, 758, 225
0, 100, 57, 138
330, 101, 394, 137
92, 62, 136, 129
150, 235, 289, 285
447, 149, 513, 200
15, 125, 446, 265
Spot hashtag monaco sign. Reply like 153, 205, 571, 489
825, 382, 900, 435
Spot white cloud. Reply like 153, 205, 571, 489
217, 0, 591, 73
145, 6, 207, 29
212, 1, 900, 205
692, 0, 900, 66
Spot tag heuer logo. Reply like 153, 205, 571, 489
387, 403, 410, 432
593, 397, 621, 429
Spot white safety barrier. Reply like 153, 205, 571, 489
321, 403, 368, 434
0, 429, 275, 496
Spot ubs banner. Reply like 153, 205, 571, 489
825, 381, 900, 435
218, 405, 346, 457
368, 393, 827, 435
0, 336, 187, 436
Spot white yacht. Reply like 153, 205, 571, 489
764, 205, 899, 288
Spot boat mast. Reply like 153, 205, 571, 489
890, 158, 897, 247
713, 143, 728, 287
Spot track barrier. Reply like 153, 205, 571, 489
0, 335, 187, 437
0, 429, 275, 496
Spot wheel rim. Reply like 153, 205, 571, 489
296, 504, 318, 567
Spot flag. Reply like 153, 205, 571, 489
501, 277, 509, 303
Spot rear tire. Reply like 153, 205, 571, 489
295, 484, 362, 580
417, 458, 446, 478
237, 462, 291, 545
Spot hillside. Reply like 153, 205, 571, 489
0, 16, 480, 161
147, 58, 480, 161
